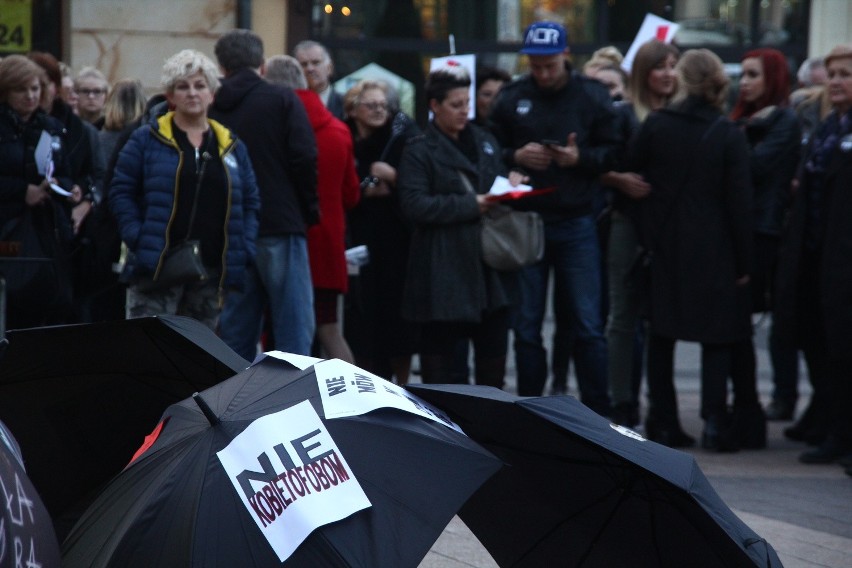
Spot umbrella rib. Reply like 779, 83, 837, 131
511, 482, 629, 566
575, 475, 637, 567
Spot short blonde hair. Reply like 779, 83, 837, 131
161, 49, 220, 93
75, 66, 108, 90
673, 49, 729, 111
343, 79, 390, 118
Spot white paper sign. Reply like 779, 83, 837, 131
621, 14, 680, 73
429, 54, 477, 120
255, 351, 324, 370
488, 175, 532, 196
34, 130, 53, 176
315, 359, 463, 433
217, 401, 371, 562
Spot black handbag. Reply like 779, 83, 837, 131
0, 204, 73, 324
458, 171, 544, 271
136, 146, 212, 293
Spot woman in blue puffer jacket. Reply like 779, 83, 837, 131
110, 49, 260, 330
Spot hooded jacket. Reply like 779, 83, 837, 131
109, 112, 260, 290
295, 89, 359, 292
209, 68, 318, 235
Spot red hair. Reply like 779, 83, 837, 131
730, 48, 791, 120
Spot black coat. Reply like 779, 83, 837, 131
774, 112, 852, 359
398, 123, 513, 323
740, 106, 800, 236
489, 67, 622, 222
210, 68, 318, 235
628, 98, 753, 343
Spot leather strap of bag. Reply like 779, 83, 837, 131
182, 132, 214, 243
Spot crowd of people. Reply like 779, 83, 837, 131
1, 23, 851, 476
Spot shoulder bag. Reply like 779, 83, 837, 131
459, 171, 544, 271
136, 142, 212, 293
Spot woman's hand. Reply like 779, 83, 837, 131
508, 170, 530, 187
25, 181, 50, 206
476, 194, 496, 214
71, 200, 93, 234
364, 179, 392, 197
370, 161, 396, 184
69, 184, 84, 204
610, 172, 651, 199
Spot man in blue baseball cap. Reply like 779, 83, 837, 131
489, 22, 622, 415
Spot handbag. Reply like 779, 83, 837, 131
135, 143, 212, 293
0, 204, 73, 324
481, 205, 544, 270
458, 171, 544, 271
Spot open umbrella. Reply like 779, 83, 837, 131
0, 419, 61, 568
61, 354, 502, 567
407, 384, 782, 568
0, 315, 247, 534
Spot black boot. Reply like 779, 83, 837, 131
733, 405, 767, 449
702, 413, 740, 452
645, 416, 696, 448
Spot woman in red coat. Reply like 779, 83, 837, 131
265, 55, 360, 361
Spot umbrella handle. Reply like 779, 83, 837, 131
192, 392, 220, 425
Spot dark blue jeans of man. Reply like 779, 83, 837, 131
512, 214, 610, 416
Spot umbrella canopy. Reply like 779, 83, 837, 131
408, 384, 782, 568
0, 316, 247, 531
0, 420, 61, 568
61, 355, 502, 568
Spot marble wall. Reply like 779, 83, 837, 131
68, 0, 237, 93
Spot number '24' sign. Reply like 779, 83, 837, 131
0, 0, 32, 52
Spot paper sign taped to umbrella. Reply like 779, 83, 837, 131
315, 359, 463, 433
256, 350, 324, 370
217, 400, 371, 562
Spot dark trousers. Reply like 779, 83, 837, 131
420, 308, 510, 389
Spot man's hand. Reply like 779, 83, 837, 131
547, 133, 579, 168
514, 143, 553, 171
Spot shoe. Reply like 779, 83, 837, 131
837, 453, 852, 468
645, 419, 696, 448
702, 414, 739, 453
764, 399, 795, 421
799, 438, 852, 464
610, 402, 639, 428
733, 405, 767, 449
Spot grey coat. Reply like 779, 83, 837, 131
397, 123, 514, 323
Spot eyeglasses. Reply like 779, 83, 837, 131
78, 88, 107, 97
358, 101, 388, 112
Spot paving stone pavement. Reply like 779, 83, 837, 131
417, 318, 852, 568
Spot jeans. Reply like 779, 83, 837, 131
513, 215, 610, 415
219, 235, 314, 360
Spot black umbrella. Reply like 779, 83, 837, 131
0, 315, 247, 533
61, 356, 502, 568
0, 419, 61, 568
407, 384, 782, 568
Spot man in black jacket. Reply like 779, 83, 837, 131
211, 29, 319, 359
490, 22, 621, 414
